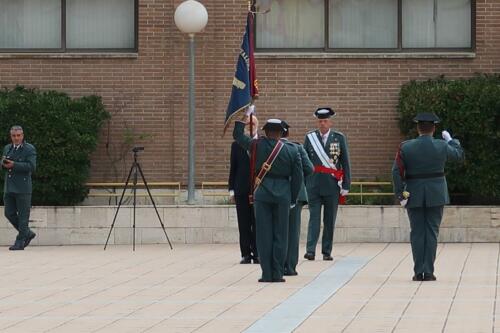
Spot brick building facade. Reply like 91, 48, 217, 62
0, 0, 498, 186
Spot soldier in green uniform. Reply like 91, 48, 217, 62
281, 121, 314, 276
2, 126, 37, 251
303, 108, 351, 261
233, 116, 303, 282
392, 113, 463, 281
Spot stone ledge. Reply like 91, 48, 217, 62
255, 52, 476, 59
0, 205, 497, 245
0, 53, 139, 59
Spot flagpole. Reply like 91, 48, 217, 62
248, 0, 255, 138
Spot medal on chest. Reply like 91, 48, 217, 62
329, 140, 341, 164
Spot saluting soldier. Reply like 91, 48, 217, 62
392, 113, 464, 282
2, 126, 37, 251
233, 116, 303, 283
303, 108, 351, 261
281, 121, 314, 276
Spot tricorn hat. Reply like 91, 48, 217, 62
413, 112, 441, 123
314, 107, 336, 119
262, 118, 286, 132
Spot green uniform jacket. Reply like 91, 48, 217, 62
284, 140, 314, 203
392, 135, 463, 208
304, 129, 351, 196
2, 142, 37, 194
233, 121, 303, 204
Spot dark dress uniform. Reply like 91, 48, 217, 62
3, 142, 37, 250
392, 113, 464, 281
283, 139, 313, 275
228, 141, 258, 263
304, 108, 351, 260
233, 119, 303, 282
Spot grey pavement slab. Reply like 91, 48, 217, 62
0, 243, 497, 332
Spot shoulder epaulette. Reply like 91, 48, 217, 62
332, 130, 346, 137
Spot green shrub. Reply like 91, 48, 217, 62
398, 75, 500, 204
0, 86, 110, 205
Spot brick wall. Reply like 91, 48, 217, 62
0, 0, 499, 185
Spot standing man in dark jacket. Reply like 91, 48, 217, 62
303, 108, 351, 261
228, 117, 259, 264
2, 126, 37, 251
392, 113, 464, 281
281, 121, 314, 276
234, 116, 303, 283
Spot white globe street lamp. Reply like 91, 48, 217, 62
174, 0, 208, 204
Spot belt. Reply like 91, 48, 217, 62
265, 174, 289, 180
406, 172, 444, 180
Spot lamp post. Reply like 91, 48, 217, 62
174, 0, 208, 204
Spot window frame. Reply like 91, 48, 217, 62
255, 0, 475, 53
0, 0, 138, 53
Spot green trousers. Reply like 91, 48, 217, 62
4, 192, 32, 242
407, 206, 443, 275
306, 192, 339, 256
254, 200, 289, 281
285, 203, 303, 274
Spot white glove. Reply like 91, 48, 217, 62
340, 189, 349, 196
290, 204, 296, 209
442, 130, 452, 142
229, 190, 234, 197
245, 104, 255, 116
400, 199, 408, 207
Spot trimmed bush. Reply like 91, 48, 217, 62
398, 75, 500, 204
0, 86, 110, 205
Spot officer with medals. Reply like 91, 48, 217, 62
392, 113, 464, 281
2, 126, 37, 251
233, 116, 303, 283
303, 108, 351, 261
281, 121, 314, 276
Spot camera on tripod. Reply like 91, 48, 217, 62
132, 146, 144, 153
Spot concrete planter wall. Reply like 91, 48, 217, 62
0, 206, 498, 246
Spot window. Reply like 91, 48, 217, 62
256, 0, 473, 52
0, 0, 137, 52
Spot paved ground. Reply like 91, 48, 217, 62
0, 243, 498, 333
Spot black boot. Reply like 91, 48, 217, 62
9, 239, 25, 251
24, 232, 36, 248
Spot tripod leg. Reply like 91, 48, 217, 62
137, 163, 173, 249
104, 162, 135, 250
133, 163, 137, 252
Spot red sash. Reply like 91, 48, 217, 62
313, 165, 346, 204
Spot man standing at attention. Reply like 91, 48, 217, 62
281, 121, 313, 276
228, 116, 259, 264
303, 108, 351, 261
233, 116, 303, 282
2, 125, 37, 251
392, 113, 463, 282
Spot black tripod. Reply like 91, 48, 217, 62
104, 147, 173, 251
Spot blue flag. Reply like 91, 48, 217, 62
224, 13, 258, 132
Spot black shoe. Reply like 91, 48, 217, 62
24, 232, 36, 248
9, 239, 25, 251
304, 253, 315, 261
323, 254, 333, 261
258, 278, 272, 283
252, 257, 260, 264
240, 256, 252, 264
284, 270, 298, 276
412, 273, 424, 281
423, 273, 437, 281
272, 278, 286, 282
